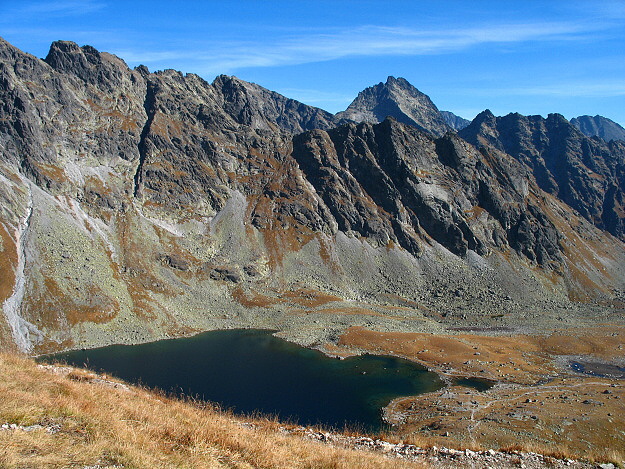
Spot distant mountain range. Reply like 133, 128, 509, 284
439, 110, 471, 131
1, 37, 624, 354
570, 115, 625, 142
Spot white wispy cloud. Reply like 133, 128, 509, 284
280, 22, 596, 59
110, 20, 607, 75
8, 1, 106, 17
470, 82, 625, 98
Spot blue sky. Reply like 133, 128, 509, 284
2, 0, 625, 125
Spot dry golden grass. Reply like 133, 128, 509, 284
231, 286, 283, 308
388, 378, 625, 465
339, 326, 625, 384
0, 352, 424, 469
337, 326, 625, 466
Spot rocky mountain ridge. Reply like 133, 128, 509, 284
571, 115, 625, 143
459, 110, 625, 240
1, 37, 625, 354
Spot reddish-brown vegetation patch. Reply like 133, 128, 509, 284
261, 224, 315, 269
32, 277, 119, 326
280, 289, 343, 308
231, 286, 283, 308
338, 326, 625, 385
32, 337, 75, 356
536, 327, 625, 359
302, 306, 381, 316
336, 325, 625, 462
30, 161, 69, 185
338, 327, 547, 384
0, 222, 17, 305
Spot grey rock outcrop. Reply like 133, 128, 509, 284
440, 110, 470, 130
212, 74, 339, 134
459, 111, 625, 240
293, 118, 562, 264
571, 115, 625, 143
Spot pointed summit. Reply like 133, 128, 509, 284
335, 76, 451, 137
472, 109, 496, 124
45, 40, 106, 73
44, 40, 132, 90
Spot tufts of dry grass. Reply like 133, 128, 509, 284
0, 352, 424, 469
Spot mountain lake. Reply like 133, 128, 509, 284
39, 328, 448, 431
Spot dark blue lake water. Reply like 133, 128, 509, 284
40, 329, 445, 431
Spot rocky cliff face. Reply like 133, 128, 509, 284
459, 111, 625, 240
292, 119, 564, 265
1, 38, 625, 354
571, 115, 625, 143
335, 77, 452, 137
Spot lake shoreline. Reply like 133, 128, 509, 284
36, 320, 625, 460
40, 328, 446, 432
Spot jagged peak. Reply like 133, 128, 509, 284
43, 40, 135, 91
154, 68, 184, 77
477, 109, 496, 119
45, 40, 103, 66
546, 113, 570, 125
209, 74, 338, 133
212, 74, 276, 99
45, 40, 110, 69
134, 64, 150, 77
385, 76, 418, 90
212, 74, 245, 86
385, 75, 408, 86
212, 74, 276, 93
439, 110, 470, 131
571, 114, 625, 142
47, 39, 82, 53
467, 109, 497, 128
349, 76, 427, 102
212, 74, 329, 110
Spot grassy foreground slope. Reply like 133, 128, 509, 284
0, 352, 422, 469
